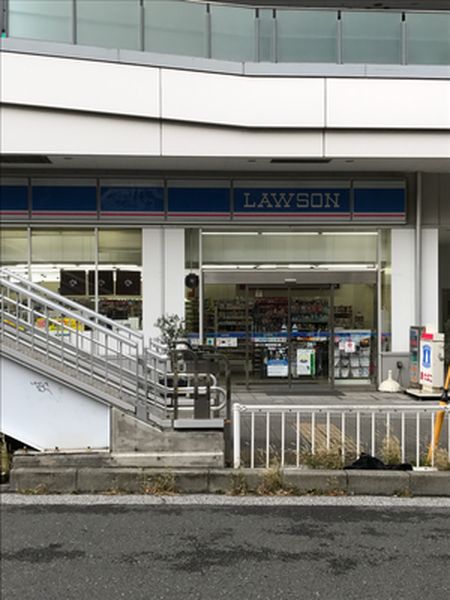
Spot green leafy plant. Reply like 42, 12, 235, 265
154, 314, 186, 350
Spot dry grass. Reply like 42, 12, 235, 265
142, 472, 178, 495
381, 435, 402, 465
229, 470, 249, 495
257, 460, 295, 496
299, 446, 343, 470
425, 448, 450, 471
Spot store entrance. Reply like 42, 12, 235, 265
248, 285, 332, 386
202, 272, 377, 389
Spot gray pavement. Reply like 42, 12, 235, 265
232, 388, 437, 406
2, 495, 450, 600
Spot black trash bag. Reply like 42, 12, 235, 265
344, 452, 412, 471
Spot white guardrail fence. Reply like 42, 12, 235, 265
232, 404, 450, 470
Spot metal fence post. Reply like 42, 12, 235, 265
233, 403, 241, 469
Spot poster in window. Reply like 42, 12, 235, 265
88, 270, 114, 296
60, 270, 86, 296
116, 270, 141, 296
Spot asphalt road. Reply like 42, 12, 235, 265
2, 496, 450, 600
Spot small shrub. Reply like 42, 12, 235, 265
257, 460, 295, 496
382, 435, 401, 465
229, 470, 248, 496
142, 472, 177, 495
426, 448, 450, 471
299, 446, 343, 470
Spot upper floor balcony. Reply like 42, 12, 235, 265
2, 0, 449, 68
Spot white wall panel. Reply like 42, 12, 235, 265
0, 106, 161, 155
391, 229, 415, 353
327, 79, 450, 130
161, 69, 325, 127
162, 123, 323, 157
0, 357, 110, 450
0, 52, 160, 118
142, 228, 185, 342
325, 131, 450, 158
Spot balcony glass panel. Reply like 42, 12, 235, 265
210, 5, 255, 62
9, 0, 72, 43
77, 0, 140, 50
144, 0, 206, 57
277, 10, 337, 63
406, 13, 450, 65
258, 9, 274, 62
342, 11, 402, 64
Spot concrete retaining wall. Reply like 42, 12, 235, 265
8, 467, 450, 497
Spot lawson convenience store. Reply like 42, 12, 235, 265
0, 174, 444, 388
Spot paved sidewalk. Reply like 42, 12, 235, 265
232, 389, 433, 406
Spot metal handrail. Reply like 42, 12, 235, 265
1, 272, 230, 428
0, 268, 143, 343
233, 402, 450, 469
0, 285, 139, 349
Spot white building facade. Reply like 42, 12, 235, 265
1, 0, 449, 389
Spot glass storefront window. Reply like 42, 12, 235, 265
98, 229, 142, 265
30, 229, 95, 307
202, 231, 378, 267
210, 4, 255, 62
77, 0, 140, 50
31, 229, 95, 264
144, 0, 206, 57
276, 10, 337, 63
98, 229, 142, 329
341, 11, 402, 64
0, 228, 28, 266
9, 0, 72, 43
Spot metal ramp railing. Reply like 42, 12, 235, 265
0, 268, 230, 429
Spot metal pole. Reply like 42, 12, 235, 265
416, 172, 422, 326
377, 229, 383, 386
199, 229, 204, 345
72, 0, 77, 45
232, 403, 241, 468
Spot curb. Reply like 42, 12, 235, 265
6, 468, 450, 496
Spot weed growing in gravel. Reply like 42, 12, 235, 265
257, 460, 296, 496
229, 470, 249, 495
381, 435, 402, 465
142, 472, 178, 495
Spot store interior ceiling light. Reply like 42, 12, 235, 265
260, 232, 319, 236
202, 231, 259, 236
288, 264, 314, 269
321, 232, 378, 236
317, 263, 376, 269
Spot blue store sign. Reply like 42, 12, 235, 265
234, 187, 351, 219
0, 180, 406, 223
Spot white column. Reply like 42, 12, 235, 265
391, 229, 416, 352
421, 228, 439, 332
142, 228, 185, 343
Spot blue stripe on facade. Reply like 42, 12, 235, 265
100, 186, 164, 212
234, 188, 351, 215
0, 185, 28, 211
168, 188, 230, 213
354, 188, 406, 215
32, 186, 97, 212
